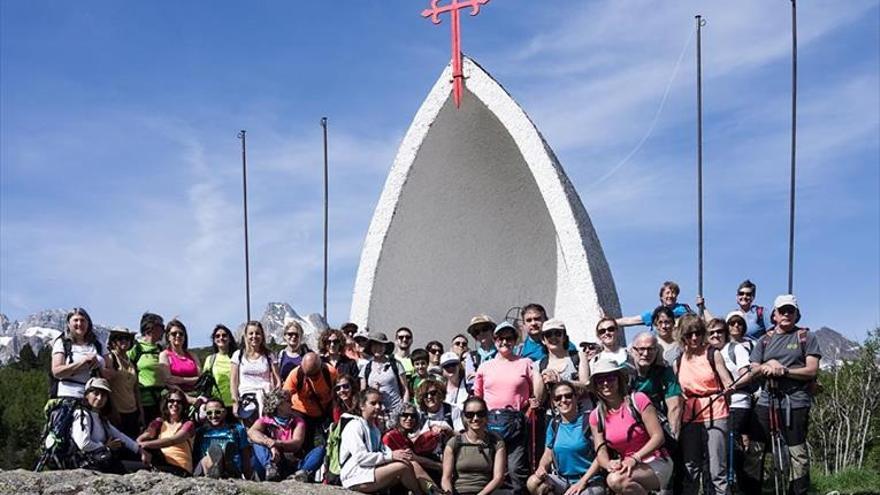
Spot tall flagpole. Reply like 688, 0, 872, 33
238, 130, 252, 322
321, 117, 329, 321
696, 15, 705, 316
788, 0, 798, 294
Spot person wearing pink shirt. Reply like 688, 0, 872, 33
589, 357, 672, 494
473, 321, 537, 493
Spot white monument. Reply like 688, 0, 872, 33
351, 56, 620, 345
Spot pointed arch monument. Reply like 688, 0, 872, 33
350, 57, 620, 345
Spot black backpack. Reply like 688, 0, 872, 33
48, 336, 103, 399
34, 399, 89, 471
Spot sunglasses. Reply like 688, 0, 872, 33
683, 331, 706, 339
397, 334, 412, 340
428, 348, 442, 354
285, 332, 299, 337
594, 374, 617, 385
169, 332, 184, 338
399, 412, 419, 420
452, 341, 467, 347
214, 333, 229, 339
442, 364, 459, 372
463, 410, 488, 419
335, 383, 352, 392
554, 392, 574, 401
166, 398, 185, 405
327, 338, 341, 345
425, 390, 442, 398
205, 409, 224, 417
777, 306, 797, 315
543, 329, 564, 339
495, 335, 516, 343
729, 320, 745, 327
737, 291, 754, 297
708, 329, 727, 336
597, 326, 617, 336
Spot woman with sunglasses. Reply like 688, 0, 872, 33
279, 321, 308, 383
321, 328, 360, 378
193, 398, 252, 479
425, 341, 445, 375
441, 396, 508, 495
382, 404, 444, 486
203, 324, 238, 417
158, 320, 201, 395
103, 328, 141, 439
137, 388, 196, 476
534, 320, 589, 408
340, 388, 427, 494
588, 358, 671, 494
72, 377, 151, 473
438, 353, 467, 424
332, 374, 360, 420
416, 379, 458, 433
230, 321, 281, 421
675, 314, 734, 495
528, 381, 604, 495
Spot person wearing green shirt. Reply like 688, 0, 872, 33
629, 332, 683, 438
204, 324, 238, 416
129, 312, 166, 423
394, 327, 415, 379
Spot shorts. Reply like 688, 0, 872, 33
646, 456, 673, 488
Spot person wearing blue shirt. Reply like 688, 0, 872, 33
701, 279, 768, 339
193, 399, 252, 479
616, 281, 696, 332
527, 381, 605, 495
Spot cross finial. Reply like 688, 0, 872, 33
421, 0, 490, 108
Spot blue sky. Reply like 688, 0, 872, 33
2, 1, 878, 347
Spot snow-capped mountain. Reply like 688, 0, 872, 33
814, 326, 863, 369
0, 303, 328, 366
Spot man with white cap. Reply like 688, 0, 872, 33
741, 294, 820, 495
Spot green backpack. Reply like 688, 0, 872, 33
323, 416, 355, 485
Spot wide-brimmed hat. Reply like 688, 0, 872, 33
590, 357, 627, 378
439, 351, 460, 368
84, 377, 112, 394
108, 326, 135, 339
467, 314, 496, 337
367, 331, 395, 353
541, 319, 566, 334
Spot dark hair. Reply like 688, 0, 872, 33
333, 374, 360, 416
426, 340, 444, 354
659, 281, 681, 297
108, 330, 134, 349
211, 324, 238, 356
140, 312, 164, 336
341, 322, 358, 332
66, 307, 97, 345
358, 387, 382, 406
206, 397, 225, 408
462, 395, 488, 413
241, 320, 271, 356
550, 380, 576, 399
452, 334, 469, 345
737, 279, 757, 294
520, 303, 547, 320
164, 319, 190, 351
160, 388, 188, 422
651, 305, 676, 325
396, 327, 413, 338
410, 348, 429, 364
319, 328, 346, 354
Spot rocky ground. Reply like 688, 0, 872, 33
0, 469, 349, 495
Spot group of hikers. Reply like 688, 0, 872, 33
38, 279, 820, 495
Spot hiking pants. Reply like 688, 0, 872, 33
742, 405, 810, 495
504, 425, 529, 493
728, 407, 752, 490
680, 418, 728, 495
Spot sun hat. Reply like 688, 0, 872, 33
589, 357, 627, 378
84, 377, 112, 394
367, 331, 395, 353
542, 319, 566, 333
725, 310, 747, 323
467, 314, 496, 337
439, 351, 460, 367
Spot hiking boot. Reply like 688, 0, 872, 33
292, 469, 310, 483
207, 444, 224, 479
264, 461, 280, 481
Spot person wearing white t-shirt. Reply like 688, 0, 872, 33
51, 308, 105, 399
230, 321, 281, 422
584, 318, 633, 384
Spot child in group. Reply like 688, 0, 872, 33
409, 349, 437, 401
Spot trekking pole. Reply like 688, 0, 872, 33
695, 14, 706, 317
787, 0, 798, 293
685, 367, 752, 422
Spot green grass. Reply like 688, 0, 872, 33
811, 468, 880, 495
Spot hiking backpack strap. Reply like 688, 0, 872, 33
755, 306, 766, 331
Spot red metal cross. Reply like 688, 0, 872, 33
422, 0, 490, 108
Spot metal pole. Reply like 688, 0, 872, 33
696, 15, 705, 316
321, 117, 329, 321
788, 0, 798, 294
238, 130, 252, 321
